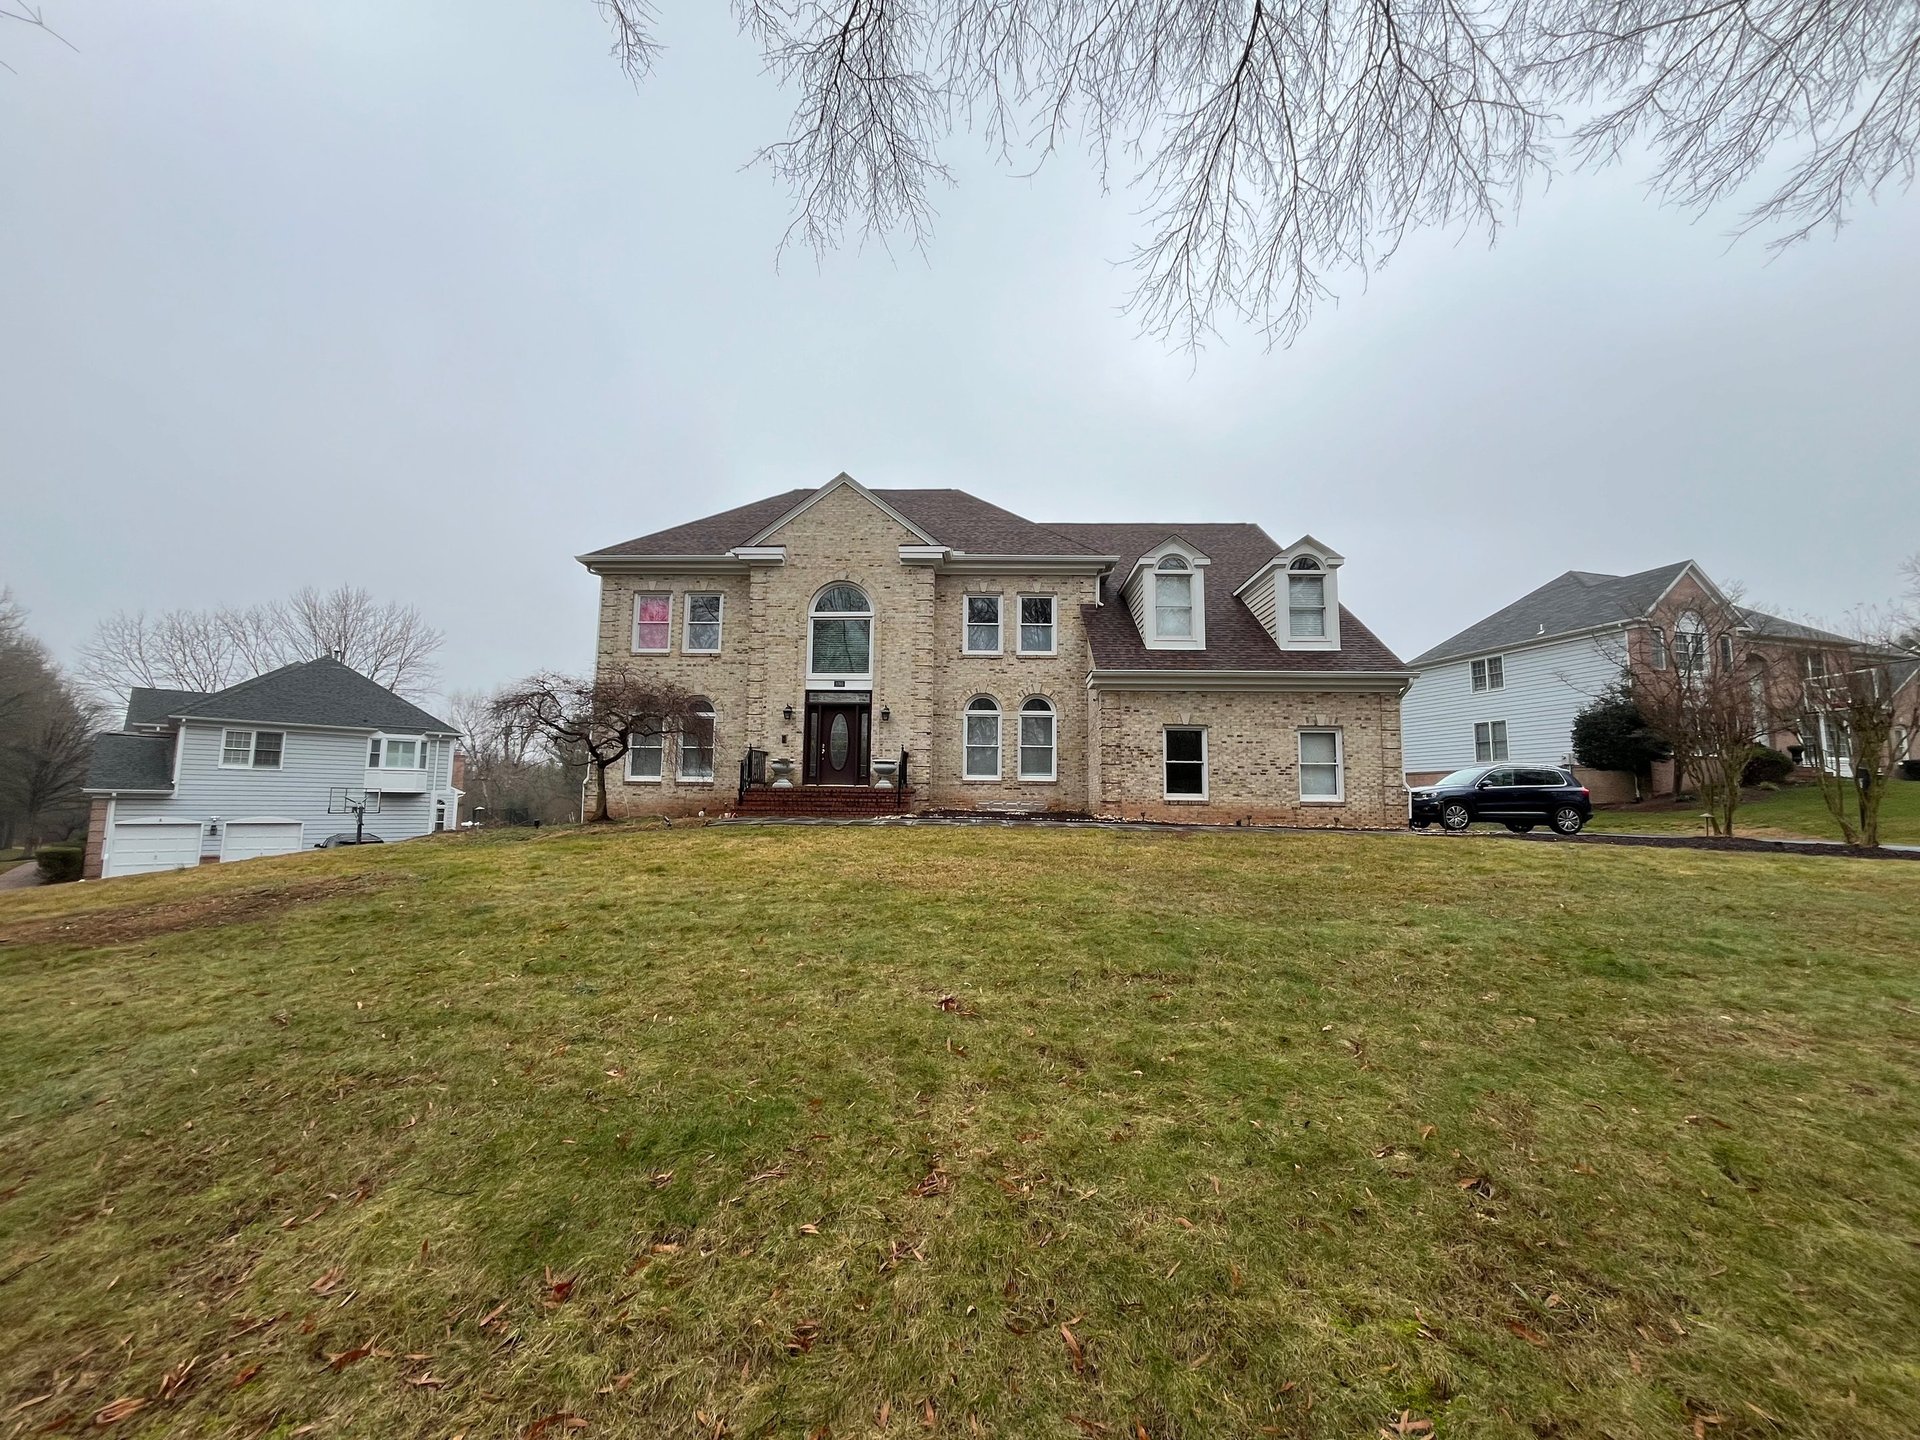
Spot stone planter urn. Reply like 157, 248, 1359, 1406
871, 758, 899, 790
768, 757, 796, 789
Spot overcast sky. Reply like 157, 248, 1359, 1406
3, 1, 1915, 702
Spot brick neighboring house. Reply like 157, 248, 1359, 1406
1402, 560, 1874, 801
577, 473, 1414, 826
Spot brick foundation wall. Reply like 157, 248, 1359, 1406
1093, 688, 1407, 828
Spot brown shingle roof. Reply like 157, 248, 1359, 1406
582, 485, 1406, 675
1052, 522, 1406, 673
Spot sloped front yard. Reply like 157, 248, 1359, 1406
1586, 777, 1920, 844
1, 826, 1916, 1438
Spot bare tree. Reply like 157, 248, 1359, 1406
1896, 552, 1920, 653
79, 585, 443, 711
489, 669, 705, 822
1613, 590, 1768, 836
1799, 643, 1918, 848
0, 592, 99, 851
588, 1, 1920, 346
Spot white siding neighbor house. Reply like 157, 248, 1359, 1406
81, 657, 461, 879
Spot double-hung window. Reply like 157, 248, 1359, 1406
1164, 727, 1207, 799
369, 736, 420, 770
221, 729, 284, 769
809, 584, 873, 680
628, 717, 664, 781
1287, 557, 1326, 638
1018, 697, 1056, 780
964, 595, 1001, 654
1154, 557, 1194, 639
1474, 720, 1509, 763
1298, 729, 1344, 801
1471, 656, 1504, 692
684, 594, 723, 653
678, 700, 716, 781
633, 592, 671, 653
1018, 595, 1057, 655
1649, 626, 1669, 670
963, 696, 1001, 779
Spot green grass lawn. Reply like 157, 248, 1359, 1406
1586, 778, 1920, 844
2, 826, 1917, 1439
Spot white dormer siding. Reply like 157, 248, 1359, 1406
1122, 538, 1210, 650
1235, 538, 1344, 650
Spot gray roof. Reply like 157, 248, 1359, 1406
171, 657, 456, 734
1736, 607, 1856, 646
1409, 562, 1694, 667
584, 482, 1105, 559
1054, 521, 1406, 674
85, 732, 175, 793
126, 687, 211, 727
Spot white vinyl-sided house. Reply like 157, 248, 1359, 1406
81, 656, 461, 878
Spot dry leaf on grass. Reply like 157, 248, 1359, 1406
326, 1344, 373, 1372
1061, 1323, 1087, 1375
91, 1397, 148, 1426
1504, 1320, 1549, 1348
309, 1266, 344, 1296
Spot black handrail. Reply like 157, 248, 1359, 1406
738, 746, 767, 804
895, 748, 910, 808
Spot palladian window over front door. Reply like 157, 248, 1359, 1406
809, 584, 873, 683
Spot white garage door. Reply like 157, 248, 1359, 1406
105, 820, 203, 877
220, 820, 304, 863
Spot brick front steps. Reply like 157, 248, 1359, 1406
734, 786, 917, 818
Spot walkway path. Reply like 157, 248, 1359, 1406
0, 861, 45, 891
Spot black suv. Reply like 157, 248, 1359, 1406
1409, 765, 1592, 834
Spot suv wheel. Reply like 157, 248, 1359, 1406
1551, 807, 1585, 835
1440, 802, 1472, 832
1505, 822, 1535, 834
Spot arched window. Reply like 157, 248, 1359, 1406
678, 698, 716, 781
1287, 555, 1327, 638
809, 584, 873, 679
963, 695, 1001, 780
1675, 610, 1708, 673
1154, 555, 1193, 639
1018, 697, 1056, 781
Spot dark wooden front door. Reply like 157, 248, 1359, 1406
805, 699, 870, 785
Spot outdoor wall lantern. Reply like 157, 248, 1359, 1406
880, 705, 891, 721
783, 703, 795, 722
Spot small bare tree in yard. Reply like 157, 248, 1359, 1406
1799, 653, 1917, 848
489, 669, 705, 823
1617, 594, 1768, 836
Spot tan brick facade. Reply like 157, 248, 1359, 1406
82, 797, 109, 879
1092, 687, 1406, 827
588, 484, 1410, 827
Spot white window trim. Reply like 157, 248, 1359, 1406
1474, 719, 1510, 764
1470, 655, 1505, 693
962, 593, 1003, 656
1016, 698, 1057, 782
961, 698, 1002, 781
1297, 727, 1345, 804
807, 584, 875, 687
219, 728, 285, 770
626, 725, 665, 783
682, 593, 724, 655
368, 734, 425, 771
1015, 593, 1059, 657
632, 591, 672, 655
1135, 540, 1210, 651
1163, 725, 1209, 801
1283, 560, 1334, 647
676, 704, 717, 783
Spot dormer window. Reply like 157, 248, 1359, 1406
1155, 557, 1194, 639
1287, 557, 1326, 639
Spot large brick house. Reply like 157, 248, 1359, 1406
578, 474, 1414, 825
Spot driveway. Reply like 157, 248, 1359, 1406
0, 861, 45, 891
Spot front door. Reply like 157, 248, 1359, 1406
805, 699, 870, 785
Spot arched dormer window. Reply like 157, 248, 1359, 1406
809, 583, 872, 681
1287, 556, 1327, 639
1132, 540, 1210, 649
1155, 555, 1195, 641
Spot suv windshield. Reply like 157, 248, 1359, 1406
1433, 768, 1488, 788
